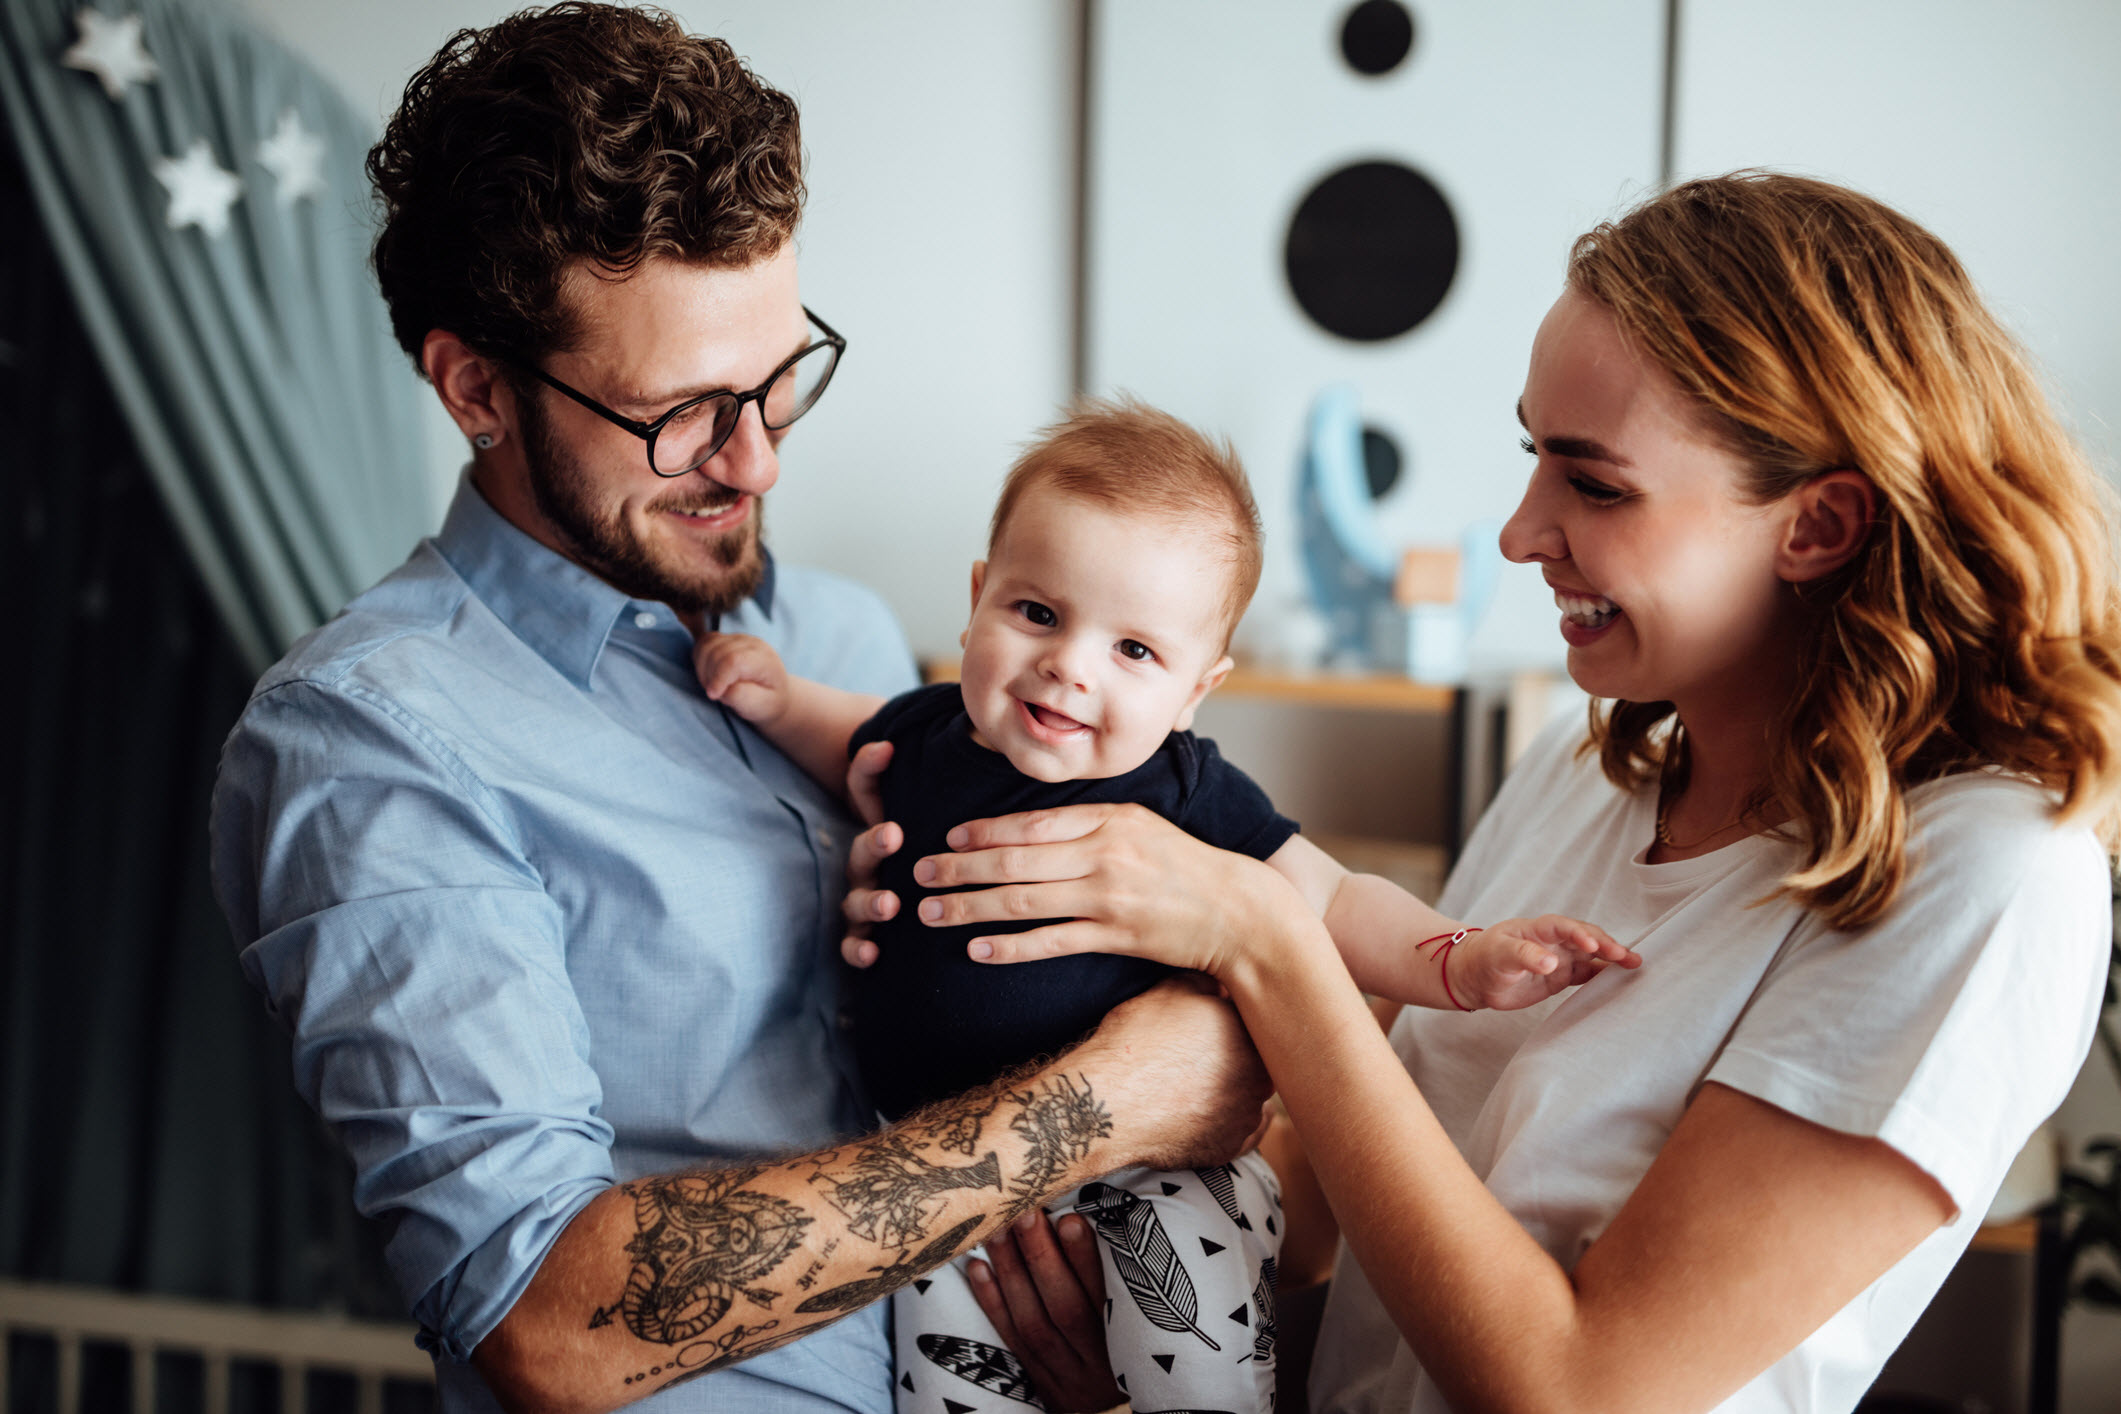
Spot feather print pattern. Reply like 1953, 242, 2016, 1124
1073, 1181, 1222, 1351
1192, 1164, 1245, 1226
1249, 1256, 1278, 1364
915, 1333, 1044, 1406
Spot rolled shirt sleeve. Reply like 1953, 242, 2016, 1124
216, 681, 615, 1360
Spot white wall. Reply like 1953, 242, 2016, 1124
1676, 0, 2121, 479
238, 0, 1078, 661
1085, 0, 1663, 677
1675, 6, 2121, 1403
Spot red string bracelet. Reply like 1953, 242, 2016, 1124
1414, 928, 1480, 1012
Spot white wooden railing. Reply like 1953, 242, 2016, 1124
0, 1280, 432, 1414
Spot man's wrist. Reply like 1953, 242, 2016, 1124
1026, 1044, 1129, 1192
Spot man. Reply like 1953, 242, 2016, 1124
209, 8, 1266, 1414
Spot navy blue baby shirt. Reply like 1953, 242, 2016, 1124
847, 682, 1299, 1119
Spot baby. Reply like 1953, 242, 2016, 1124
694, 399, 1632, 1414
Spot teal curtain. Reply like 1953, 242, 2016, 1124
0, 0, 433, 672
0, 0, 429, 1329
0, 128, 397, 1320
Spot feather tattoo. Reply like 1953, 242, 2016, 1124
915, 1334, 1044, 1406
1073, 1182, 1221, 1351
794, 1215, 984, 1315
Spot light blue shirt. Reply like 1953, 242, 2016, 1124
211, 480, 916, 1414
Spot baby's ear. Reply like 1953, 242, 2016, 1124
960, 561, 987, 650
1173, 654, 1236, 732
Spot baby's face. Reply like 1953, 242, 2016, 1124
960, 487, 1235, 782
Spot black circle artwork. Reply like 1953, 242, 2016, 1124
1340, 0, 1415, 77
1284, 160, 1459, 342
1361, 425, 1403, 499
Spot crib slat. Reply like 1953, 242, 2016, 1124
0, 1278, 433, 1412
130, 1340, 154, 1414
56, 1330, 81, 1414
203, 1351, 230, 1414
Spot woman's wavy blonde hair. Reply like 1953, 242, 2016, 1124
1570, 172, 2121, 930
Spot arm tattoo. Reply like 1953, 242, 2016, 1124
590, 1072, 1113, 1390
809, 1133, 1002, 1247
793, 1214, 986, 1315
1002, 1071, 1113, 1221
588, 1168, 814, 1383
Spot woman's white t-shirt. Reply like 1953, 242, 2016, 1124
1307, 723, 2110, 1414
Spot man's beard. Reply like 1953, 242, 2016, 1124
518, 389, 765, 618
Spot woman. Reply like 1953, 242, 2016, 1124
883, 174, 2121, 1412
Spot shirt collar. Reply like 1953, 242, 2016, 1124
433, 475, 776, 691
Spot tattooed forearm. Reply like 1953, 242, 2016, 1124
588, 1168, 812, 1345
920, 1092, 999, 1156
794, 1214, 986, 1314
586, 1070, 1114, 1397
1003, 1071, 1113, 1220
808, 1133, 1002, 1247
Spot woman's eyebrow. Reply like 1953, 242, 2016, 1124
1515, 399, 1634, 468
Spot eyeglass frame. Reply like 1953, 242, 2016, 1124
511, 306, 846, 478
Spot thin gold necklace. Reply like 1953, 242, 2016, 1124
1654, 783, 1753, 851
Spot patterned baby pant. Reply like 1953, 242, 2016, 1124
892, 1151, 1282, 1414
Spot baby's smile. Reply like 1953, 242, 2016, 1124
1018, 698, 1092, 740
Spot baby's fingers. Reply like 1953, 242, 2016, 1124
1510, 939, 1563, 976
1534, 916, 1639, 966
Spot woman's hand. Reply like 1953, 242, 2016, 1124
909, 802, 1319, 979
838, 741, 899, 968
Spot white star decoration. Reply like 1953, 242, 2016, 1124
62, 8, 158, 102
256, 109, 326, 207
152, 139, 243, 237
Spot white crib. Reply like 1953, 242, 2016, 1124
0, 1280, 432, 1414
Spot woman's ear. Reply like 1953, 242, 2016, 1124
1778, 471, 1878, 583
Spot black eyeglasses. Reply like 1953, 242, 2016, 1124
517, 307, 845, 477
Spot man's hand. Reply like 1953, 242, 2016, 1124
693, 631, 790, 725
968, 1211, 1122, 1413
840, 741, 900, 968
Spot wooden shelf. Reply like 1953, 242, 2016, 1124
1968, 1215, 2039, 1255
1219, 668, 1455, 715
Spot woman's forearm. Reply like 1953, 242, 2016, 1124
1221, 924, 1587, 1414
1219, 922, 1950, 1414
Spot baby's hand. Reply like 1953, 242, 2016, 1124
1442, 916, 1638, 1012
693, 632, 790, 725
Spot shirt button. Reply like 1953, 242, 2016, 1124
633, 610, 656, 629
815, 828, 835, 850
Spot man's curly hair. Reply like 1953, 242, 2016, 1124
367, 3, 804, 371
